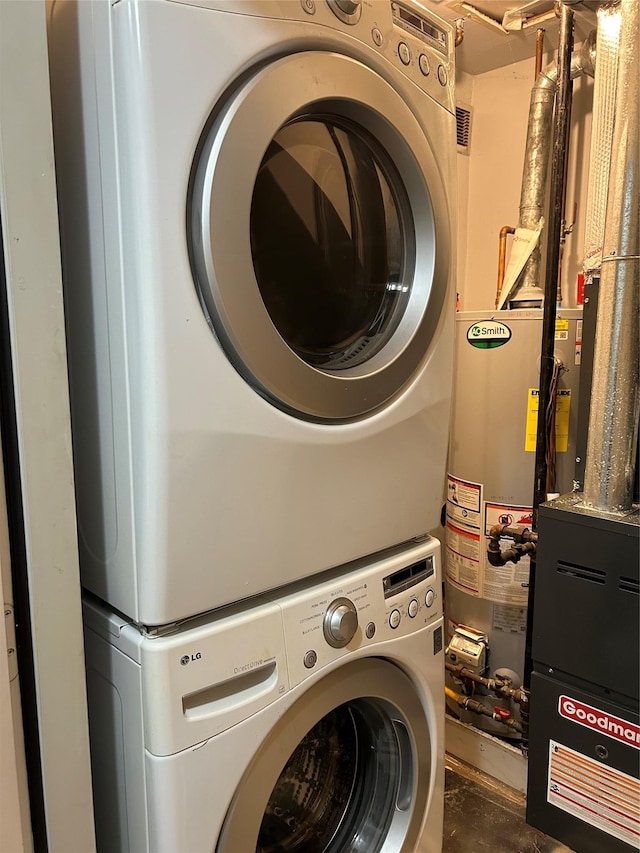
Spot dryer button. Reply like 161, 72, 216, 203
372, 27, 383, 47
425, 588, 435, 608
419, 54, 431, 76
437, 64, 448, 86
301, 0, 316, 12
408, 598, 419, 618
389, 609, 401, 629
365, 621, 376, 639
303, 650, 318, 669
398, 42, 411, 65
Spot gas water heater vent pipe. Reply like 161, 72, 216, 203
583, 0, 640, 513
509, 29, 596, 309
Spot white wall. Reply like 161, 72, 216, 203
456, 51, 594, 311
0, 3, 96, 849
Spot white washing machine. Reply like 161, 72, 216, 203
83, 537, 445, 852
48, 0, 457, 626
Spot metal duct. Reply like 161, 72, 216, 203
582, 4, 622, 274
510, 30, 596, 308
583, 0, 640, 513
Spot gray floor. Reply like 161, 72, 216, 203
443, 755, 575, 853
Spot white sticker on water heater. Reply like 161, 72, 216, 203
481, 502, 532, 606
445, 475, 482, 597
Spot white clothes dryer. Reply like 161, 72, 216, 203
83, 537, 445, 852
48, 0, 457, 626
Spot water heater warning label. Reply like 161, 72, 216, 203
445, 475, 482, 597
548, 741, 640, 848
525, 388, 571, 452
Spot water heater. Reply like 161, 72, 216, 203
445, 308, 582, 733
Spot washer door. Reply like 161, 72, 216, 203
189, 51, 451, 421
216, 659, 434, 853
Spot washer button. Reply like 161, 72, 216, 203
419, 53, 430, 76
301, 0, 316, 12
389, 609, 401, 629
303, 650, 318, 669
365, 621, 376, 639
425, 588, 435, 607
398, 42, 411, 65
408, 598, 419, 618
372, 27, 383, 47
437, 64, 448, 86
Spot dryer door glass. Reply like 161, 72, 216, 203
250, 119, 409, 370
257, 698, 406, 852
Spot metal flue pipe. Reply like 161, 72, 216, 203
532, 1, 575, 523
583, 0, 640, 513
510, 29, 596, 308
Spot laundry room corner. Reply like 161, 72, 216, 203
1, 1, 638, 851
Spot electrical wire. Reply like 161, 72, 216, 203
545, 358, 565, 494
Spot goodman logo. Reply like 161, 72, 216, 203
559, 695, 640, 749
466, 321, 512, 349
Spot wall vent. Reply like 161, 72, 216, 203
456, 103, 472, 153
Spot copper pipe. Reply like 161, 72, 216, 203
535, 28, 545, 78
495, 225, 516, 308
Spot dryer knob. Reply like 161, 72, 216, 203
324, 598, 359, 648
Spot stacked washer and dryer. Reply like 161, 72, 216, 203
47, 1, 457, 850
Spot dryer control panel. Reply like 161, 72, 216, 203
167, 0, 455, 114
274, 537, 442, 689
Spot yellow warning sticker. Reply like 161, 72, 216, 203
555, 318, 570, 340
525, 388, 571, 452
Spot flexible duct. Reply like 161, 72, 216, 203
582, 5, 622, 274
583, 0, 640, 512
510, 29, 596, 308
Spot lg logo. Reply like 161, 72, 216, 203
180, 652, 202, 666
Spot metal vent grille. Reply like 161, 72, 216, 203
456, 104, 471, 152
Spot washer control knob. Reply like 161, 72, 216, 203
334, 0, 360, 13
408, 598, 419, 618
389, 609, 401, 630
324, 597, 358, 648
425, 588, 435, 608
327, 0, 362, 23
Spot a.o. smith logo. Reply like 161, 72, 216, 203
466, 321, 512, 349
559, 695, 640, 749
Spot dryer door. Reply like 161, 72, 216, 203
216, 658, 435, 853
189, 51, 452, 421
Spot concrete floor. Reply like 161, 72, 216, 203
443, 755, 575, 853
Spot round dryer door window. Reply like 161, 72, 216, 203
250, 117, 408, 371
216, 659, 434, 852
189, 51, 452, 421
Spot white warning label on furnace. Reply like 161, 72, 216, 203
548, 741, 640, 848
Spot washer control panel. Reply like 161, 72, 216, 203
274, 537, 442, 688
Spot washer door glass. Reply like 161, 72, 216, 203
258, 700, 404, 852
216, 659, 434, 853
190, 51, 452, 420
251, 118, 408, 371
